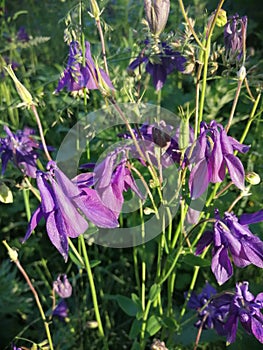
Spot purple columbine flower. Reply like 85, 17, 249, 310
55, 41, 114, 94
189, 120, 250, 200
52, 299, 69, 321
0, 126, 40, 177
23, 161, 118, 261
187, 282, 232, 335
93, 148, 144, 217
128, 41, 186, 90
53, 274, 72, 298
225, 281, 263, 344
196, 209, 263, 285
224, 14, 247, 61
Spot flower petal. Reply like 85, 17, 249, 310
189, 158, 210, 200
212, 246, 233, 285
224, 153, 245, 190
22, 206, 43, 242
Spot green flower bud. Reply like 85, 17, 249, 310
2, 240, 18, 262
215, 9, 227, 27
4, 65, 35, 108
246, 172, 261, 185
144, 0, 170, 36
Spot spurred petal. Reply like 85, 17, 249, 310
225, 312, 239, 344
210, 128, 224, 182
224, 153, 245, 190
228, 136, 250, 153
23, 206, 43, 242
212, 246, 233, 285
36, 172, 55, 214
51, 178, 89, 237
251, 313, 263, 343
239, 210, 263, 225
189, 158, 210, 200
195, 230, 213, 255
146, 62, 167, 91
74, 188, 119, 228
46, 210, 69, 261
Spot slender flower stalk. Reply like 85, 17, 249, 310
2, 241, 54, 350
79, 235, 105, 338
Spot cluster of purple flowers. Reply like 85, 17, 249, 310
128, 41, 186, 91
188, 281, 263, 344
0, 126, 40, 177
55, 41, 114, 94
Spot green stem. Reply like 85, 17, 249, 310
96, 19, 109, 76
79, 234, 105, 338
140, 299, 152, 350
13, 258, 54, 350
225, 77, 244, 133
198, 36, 210, 124
22, 188, 31, 222
239, 93, 261, 144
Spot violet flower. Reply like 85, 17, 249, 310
196, 209, 263, 285
224, 14, 247, 60
53, 274, 72, 298
16, 27, 30, 42
0, 126, 40, 177
189, 120, 250, 200
93, 149, 144, 217
55, 41, 114, 93
23, 161, 118, 261
52, 299, 69, 321
187, 282, 231, 335
225, 281, 263, 344
128, 41, 186, 90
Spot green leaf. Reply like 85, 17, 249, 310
146, 315, 162, 336
182, 254, 211, 267
90, 260, 101, 268
129, 318, 142, 339
148, 283, 161, 302
115, 295, 138, 316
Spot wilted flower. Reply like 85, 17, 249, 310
225, 281, 263, 344
0, 126, 40, 177
23, 161, 118, 261
151, 338, 168, 350
187, 282, 231, 335
189, 120, 250, 200
52, 299, 69, 321
55, 41, 114, 94
196, 209, 263, 285
128, 41, 186, 90
144, 0, 170, 36
53, 274, 72, 298
224, 14, 247, 61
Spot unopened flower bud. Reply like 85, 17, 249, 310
215, 9, 227, 27
89, 0, 101, 21
246, 172, 261, 185
2, 240, 18, 262
144, 0, 170, 36
4, 65, 35, 108
237, 65, 246, 80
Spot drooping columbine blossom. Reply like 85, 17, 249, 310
53, 274, 72, 298
196, 209, 263, 285
187, 282, 231, 335
189, 120, 250, 200
55, 41, 114, 94
0, 126, 40, 177
93, 148, 144, 217
128, 41, 186, 90
23, 161, 118, 261
225, 281, 263, 344
224, 14, 247, 61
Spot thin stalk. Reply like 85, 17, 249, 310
198, 36, 210, 124
79, 234, 105, 338
30, 105, 52, 161
225, 77, 244, 133
22, 188, 31, 222
239, 93, 261, 144
178, 0, 205, 50
140, 299, 152, 350
2, 241, 54, 350
96, 19, 109, 76
140, 203, 146, 311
